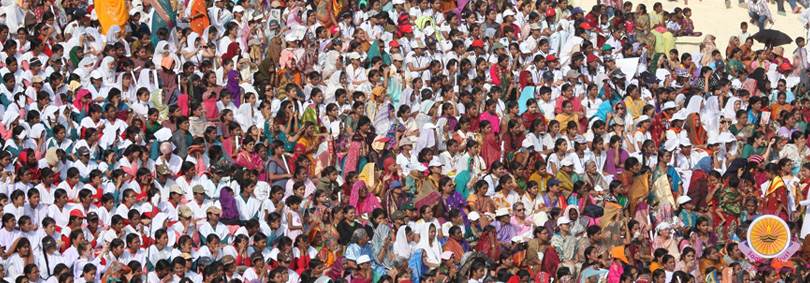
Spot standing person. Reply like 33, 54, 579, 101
748, 0, 774, 31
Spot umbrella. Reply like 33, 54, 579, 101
751, 29, 792, 47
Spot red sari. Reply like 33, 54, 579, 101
762, 176, 789, 221
481, 131, 501, 170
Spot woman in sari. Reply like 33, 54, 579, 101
371, 223, 395, 271
348, 181, 382, 217
635, 4, 656, 55
440, 177, 468, 221
763, 163, 789, 221
685, 113, 707, 146
315, 0, 340, 27
150, 0, 177, 47
526, 227, 559, 276
235, 136, 264, 173
416, 161, 444, 214
651, 149, 683, 201
474, 226, 501, 260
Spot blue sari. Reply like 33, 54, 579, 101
148, 0, 177, 46
409, 249, 426, 283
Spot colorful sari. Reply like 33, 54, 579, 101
651, 165, 681, 204
685, 113, 707, 146
148, 0, 177, 46
415, 175, 442, 212
188, 0, 209, 35
473, 229, 501, 260
763, 176, 789, 221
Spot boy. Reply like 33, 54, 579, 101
739, 22, 750, 43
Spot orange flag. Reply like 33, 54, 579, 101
189, 0, 209, 36
95, 0, 129, 34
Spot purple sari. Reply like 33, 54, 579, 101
604, 148, 630, 175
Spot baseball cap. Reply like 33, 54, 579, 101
193, 185, 206, 193
77, 146, 90, 156
544, 8, 556, 17
391, 211, 406, 220
468, 211, 481, 221
42, 236, 56, 250
70, 209, 85, 218
557, 217, 572, 225
441, 251, 454, 260
86, 211, 99, 221
221, 255, 236, 265
169, 185, 183, 195
546, 54, 557, 61
357, 255, 371, 264
391, 53, 404, 61
156, 164, 171, 175
471, 39, 484, 48
177, 205, 193, 218
400, 202, 416, 210
206, 206, 222, 215
32, 76, 43, 83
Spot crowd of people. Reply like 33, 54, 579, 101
0, 0, 809, 283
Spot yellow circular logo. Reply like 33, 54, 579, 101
747, 215, 790, 258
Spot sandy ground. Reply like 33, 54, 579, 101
574, 0, 806, 54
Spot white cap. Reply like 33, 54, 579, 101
233, 5, 245, 13
636, 115, 650, 124
392, 0, 405, 4
662, 101, 677, 110
664, 139, 679, 151
707, 137, 721, 145
428, 157, 443, 168
677, 195, 692, 204
519, 41, 532, 54
560, 157, 574, 167
356, 255, 371, 264
510, 236, 526, 243
680, 137, 692, 147
503, 9, 516, 17
522, 139, 534, 150
468, 211, 481, 221
669, 110, 687, 122
90, 70, 103, 79
495, 208, 512, 217
347, 52, 361, 60
557, 216, 572, 225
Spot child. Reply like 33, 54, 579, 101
285, 195, 304, 241
739, 197, 761, 221
739, 22, 750, 44
713, 176, 742, 227
677, 196, 698, 231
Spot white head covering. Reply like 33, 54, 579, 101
701, 96, 722, 137
324, 71, 344, 103
723, 97, 741, 124
153, 41, 171, 68
105, 25, 122, 45
184, 32, 200, 52
84, 28, 105, 54
98, 56, 117, 86
416, 222, 442, 265
684, 96, 704, 115
137, 68, 157, 92
392, 225, 412, 258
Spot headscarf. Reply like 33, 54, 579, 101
219, 189, 239, 220
137, 69, 158, 93
223, 42, 241, 61
370, 224, 393, 268
324, 71, 344, 102
393, 225, 412, 258
98, 56, 117, 86
685, 113, 707, 146
348, 180, 381, 214
74, 89, 91, 113
417, 222, 442, 265
723, 97, 741, 124
152, 41, 174, 69
226, 70, 241, 106
685, 96, 704, 115
702, 96, 722, 137
367, 40, 391, 67
85, 28, 105, 54
69, 46, 81, 68
106, 25, 122, 45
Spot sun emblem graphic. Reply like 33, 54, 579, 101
747, 215, 790, 258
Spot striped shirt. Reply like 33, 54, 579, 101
748, 0, 773, 21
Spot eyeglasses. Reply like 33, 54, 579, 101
617, 107, 625, 110
516, 209, 525, 212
